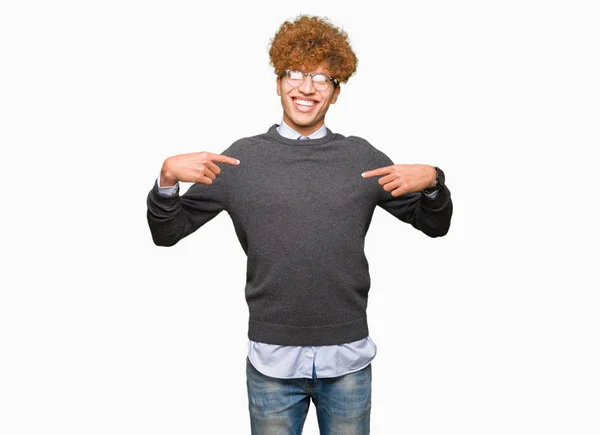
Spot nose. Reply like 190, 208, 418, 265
298, 75, 316, 94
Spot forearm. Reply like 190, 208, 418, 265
146, 176, 228, 246
146, 184, 191, 246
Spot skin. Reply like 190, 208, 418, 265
362, 164, 437, 197
160, 152, 239, 187
276, 63, 340, 137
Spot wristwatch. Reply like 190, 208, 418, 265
422, 167, 445, 195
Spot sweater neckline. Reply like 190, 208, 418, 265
266, 124, 334, 147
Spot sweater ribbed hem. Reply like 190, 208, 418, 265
248, 317, 369, 346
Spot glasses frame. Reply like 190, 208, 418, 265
284, 69, 339, 90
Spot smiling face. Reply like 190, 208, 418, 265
276, 63, 341, 136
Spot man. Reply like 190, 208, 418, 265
147, 14, 452, 435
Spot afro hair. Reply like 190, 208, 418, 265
268, 15, 358, 84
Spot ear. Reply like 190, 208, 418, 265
330, 85, 341, 104
276, 76, 281, 96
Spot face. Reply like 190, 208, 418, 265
276, 63, 341, 136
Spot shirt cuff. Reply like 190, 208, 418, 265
156, 174, 179, 197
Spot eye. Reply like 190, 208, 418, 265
288, 70, 304, 80
312, 74, 328, 83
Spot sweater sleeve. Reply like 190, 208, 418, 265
375, 150, 453, 238
146, 142, 242, 246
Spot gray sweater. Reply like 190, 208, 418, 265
146, 124, 453, 346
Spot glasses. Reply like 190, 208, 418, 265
284, 69, 339, 91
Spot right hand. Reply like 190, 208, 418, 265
160, 151, 240, 186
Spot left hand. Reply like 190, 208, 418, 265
362, 164, 436, 197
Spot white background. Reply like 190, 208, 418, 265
1, 0, 599, 434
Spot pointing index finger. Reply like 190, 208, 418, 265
209, 153, 240, 165
361, 165, 392, 178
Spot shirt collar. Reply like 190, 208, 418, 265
277, 119, 328, 140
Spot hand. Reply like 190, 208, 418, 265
160, 152, 240, 186
362, 164, 436, 197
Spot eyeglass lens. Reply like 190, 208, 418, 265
286, 71, 332, 91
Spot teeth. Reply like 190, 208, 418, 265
295, 99, 315, 107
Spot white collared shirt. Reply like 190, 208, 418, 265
277, 119, 328, 140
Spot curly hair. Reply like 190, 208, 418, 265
268, 15, 358, 84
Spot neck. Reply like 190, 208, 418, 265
281, 115, 325, 137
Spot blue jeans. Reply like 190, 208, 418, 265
246, 357, 371, 434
